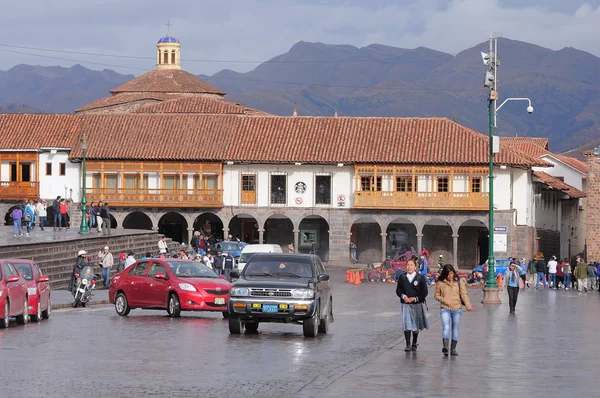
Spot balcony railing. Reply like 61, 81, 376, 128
86, 188, 223, 207
354, 191, 489, 210
0, 181, 39, 200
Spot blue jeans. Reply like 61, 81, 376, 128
13, 219, 22, 236
39, 216, 46, 230
351, 250, 358, 263
88, 215, 95, 228
26, 220, 32, 233
54, 213, 62, 228
102, 267, 110, 286
548, 273, 557, 288
563, 274, 571, 288
214, 268, 223, 275
440, 308, 462, 341
536, 272, 547, 288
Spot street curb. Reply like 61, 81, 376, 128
51, 300, 111, 310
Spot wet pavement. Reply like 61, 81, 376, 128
1, 271, 599, 397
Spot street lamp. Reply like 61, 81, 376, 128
79, 134, 89, 234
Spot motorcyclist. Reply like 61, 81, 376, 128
69, 250, 88, 295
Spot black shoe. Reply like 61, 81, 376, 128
450, 341, 458, 356
411, 344, 418, 351
442, 338, 449, 356
404, 345, 411, 352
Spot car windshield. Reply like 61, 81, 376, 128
13, 263, 33, 280
238, 252, 256, 263
166, 261, 219, 278
215, 242, 244, 252
244, 260, 314, 278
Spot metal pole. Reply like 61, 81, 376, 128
79, 146, 89, 234
486, 97, 497, 288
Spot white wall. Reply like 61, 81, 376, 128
535, 156, 585, 190
38, 152, 81, 202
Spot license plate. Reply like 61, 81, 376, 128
214, 298, 225, 305
78, 288, 85, 293
263, 305, 278, 313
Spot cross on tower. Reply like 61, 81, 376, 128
165, 20, 172, 34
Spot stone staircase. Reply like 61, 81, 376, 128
0, 232, 180, 289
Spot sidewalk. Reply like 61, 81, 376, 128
51, 288, 110, 309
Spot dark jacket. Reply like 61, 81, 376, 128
224, 256, 234, 270
69, 256, 88, 292
213, 256, 224, 270
52, 199, 60, 214
396, 272, 428, 304
535, 259, 547, 273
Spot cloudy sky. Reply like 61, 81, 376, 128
1, 0, 599, 76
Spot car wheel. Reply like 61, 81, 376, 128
222, 311, 229, 319
115, 293, 131, 316
16, 298, 28, 325
167, 294, 181, 318
303, 304, 319, 338
228, 315, 243, 334
32, 300, 42, 323
72, 297, 80, 308
245, 321, 259, 333
318, 301, 332, 334
1, 301, 9, 329
42, 296, 51, 319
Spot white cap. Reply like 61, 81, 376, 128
78, 250, 87, 256
104, 246, 109, 250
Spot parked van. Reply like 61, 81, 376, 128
237, 244, 283, 271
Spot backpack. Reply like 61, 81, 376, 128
24, 210, 31, 222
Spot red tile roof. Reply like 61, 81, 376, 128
552, 154, 588, 174
0, 114, 79, 150
109, 69, 225, 95
533, 171, 586, 198
76, 93, 183, 113
136, 96, 270, 116
500, 137, 549, 157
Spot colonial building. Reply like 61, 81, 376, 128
0, 32, 586, 267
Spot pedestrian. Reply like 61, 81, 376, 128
124, 252, 136, 270
527, 256, 537, 288
288, 242, 295, 253
36, 199, 47, 230
59, 199, 68, 229
502, 261, 524, 313
69, 250, 88, 294
349, 241, 358, 264
437, 255, 445, 272
587, 262, 597, 291
95, 201, 104, 233
191, 231, 200, 254
547, 256, 558, 289
395, 259, 429, 352
596, 262, 600, 292
213, 251, 224, 275
535, 254, 547, 289
87, 202, 95, 229
11, 206, 23, 237
434, 264, 472, 356
561, 258, 571, 290
178, 250, 189, 260
98, 246, 114, 287
118, 252, 127, 271
158, 236, 168, 254
24, 200, 35, 237
223, 252, 235, 281
101, 202, 111, 236
574, 255, 588, 292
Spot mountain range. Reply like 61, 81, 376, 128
1, 38, 599, 157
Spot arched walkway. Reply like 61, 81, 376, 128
422, 218, 453, 266
158, 212, 188, 244
298, 215, 330, 261
385, 217, 417, 259
123, 211, 153, 230
228, 214, 259, 243
193, 213, 224, 240
264, 214, 293, 252
4, 205, 21, 226
350, 217, 382, 264
458, 219, 489, 268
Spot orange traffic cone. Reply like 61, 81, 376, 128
345, 270, 351, 283
353, 271, 361, 285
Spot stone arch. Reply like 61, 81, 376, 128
158, 212, 188, 244
264, 214, 294, 251
298, 215, 330, 261
122, 211, 153, 230
4, 204, 21, 226
228, 213, 259, 243
292, 210, 330, 232
458, 219, 489, 268
193, 212, 224, 240
385, 217, 418, 259
422, 218, 454, 265
350, 216, 382, 264
108, 214, 118, 229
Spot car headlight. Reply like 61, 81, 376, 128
178, 283, 197, 292
291, 289, 315, 299
27, 287, 37, 295
230, 287, 249, 297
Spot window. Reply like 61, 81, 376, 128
360, 176, 382, 191
92, 173, 101, 188
471, 177, 482, 193
270, 174, 287, 204
241, 174, 257, 205
163, 51, 168, 64
163, 175, 186, 190
129, 262, 149, 276
105, 174, 118, 189
59, 163, 66, 176
204, 175, 218, 190
171, 50, 176, 64
396, 176, 413, 192
147, 262, 168, 278
315, 175, 331, 205
46, 163, 52, 176
124, 175, 147, 189
437, 177, 449, 192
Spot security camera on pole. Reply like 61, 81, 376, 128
480, 35, 534, 304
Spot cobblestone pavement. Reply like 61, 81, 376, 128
1, 271, 599, 397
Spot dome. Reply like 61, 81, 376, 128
158, 35, 179, 44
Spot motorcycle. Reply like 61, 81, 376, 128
72, 266, 97, 308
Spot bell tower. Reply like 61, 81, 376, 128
156, 23, 181, 70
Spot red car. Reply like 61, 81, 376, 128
0, 259, 29, 328
109, 259, 232, 318
12, 260, 51, 322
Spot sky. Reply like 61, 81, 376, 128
1, 0, 600, 76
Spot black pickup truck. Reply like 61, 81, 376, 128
227, 253, 333, 337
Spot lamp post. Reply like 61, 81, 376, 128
79, 134, 89, 234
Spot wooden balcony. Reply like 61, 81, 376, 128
0, 181, 39, 200
353, 191, 489, 210
86, 188, 223, 207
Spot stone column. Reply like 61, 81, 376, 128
381, 232, 387, 263
293, 229, 299, 253
416, 233, 423, 255
187, 228, 194, 249
223, 227, 230, 241
452, 234, 459, 267
259, 229, 264, 244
